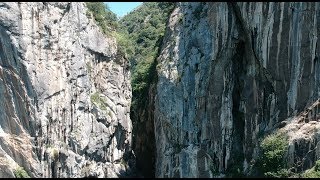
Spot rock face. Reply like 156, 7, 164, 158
155, 2, 320, 177
131, 82, 157, 177
1, 2, 319, 178
283, 99, 320, 173
0, 2, 132, 178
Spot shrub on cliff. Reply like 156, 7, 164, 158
14, 166, 30, 178
115, 31, 135, 58
90, 92, 108, 110
302, 160, 320, 178
257, 131, 289, 177
85, 2, 118, 34
118, 2, 175, 109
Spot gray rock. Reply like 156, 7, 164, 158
0, 2, 132, 178
154, 2, 320, 177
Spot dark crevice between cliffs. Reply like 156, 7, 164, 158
84, 2, 175, 177
126, 3, 176, 178
227, 2, 277, 177
228, 40, 246, 177
130, 72, 156, 178
130, 37, 164, 178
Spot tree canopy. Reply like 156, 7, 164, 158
119, 2, 175, 108
85, 2, 118, 34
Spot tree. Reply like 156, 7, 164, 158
118, 2, 175, 108
85, 2, 118, 34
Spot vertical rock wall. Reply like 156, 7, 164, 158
155, 2, 320, 177
0, 2, 132, 178
0, 2, 319, 178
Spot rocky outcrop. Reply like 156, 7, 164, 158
155, 2, 319, 177
283, 100, 320, 173
0, 2, 132, 178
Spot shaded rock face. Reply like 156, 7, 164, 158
131, 82, 157, 178
0, 2, 132, 178
155, 2, 320, 177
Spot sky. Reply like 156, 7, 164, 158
105, 2, 142, 18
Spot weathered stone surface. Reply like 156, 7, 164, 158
1, 2, 319, 178
0, 2, 132, 178
131, 82, 157, 177
155, 2, 320, 177
283, 100, 320, 173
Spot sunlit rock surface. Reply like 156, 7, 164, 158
0, 2, 132, 177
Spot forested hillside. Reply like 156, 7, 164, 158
119, 2, 174, 109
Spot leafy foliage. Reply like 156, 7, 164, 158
14, 166, 30, 178
302, 160, 320, 178
257, 132, 289, 177
52, 148, 59, 161
115, 31, 135, 57
256, 132, 320, 178
85, 2, 175, 123
85, 2, 118, 34
120, 158, 128, 168
118, 2, 175, 109
264, 168, 295, 178
90, 92, 108, 110
315, 160, 320, 171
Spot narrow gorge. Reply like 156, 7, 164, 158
0, 2, 319, 178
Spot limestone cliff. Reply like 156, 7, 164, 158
155, 2, 320, 177
1, 2, 320, 178
0, 2, 132, 178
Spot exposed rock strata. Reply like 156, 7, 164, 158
155, 2, 320, 177
283, 100, 320, 173
0, 2, 320, 178
0, 2, 132, 178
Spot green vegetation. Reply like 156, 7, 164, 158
14, 166, 30, 178
90, 92, 108, 110
302, 160, 320, 178
108, 110, 112, 118
85, 2, 118, 35
120, 158, 128, 168
85, 2, 135, 57
210, 163, 219, 176
178, 14, 184, 24
52, 148, 59, 160
114, 31, 135, 57
118, 2, 175, 110
84, 3, 320, 179
90, 92, 113, 117
85, 2, 175, 111
255, 131, 320, 178
257, 131, 289, 177
48, 147, 59, 161
264, 168, 295, 178
86, 62, 92, 74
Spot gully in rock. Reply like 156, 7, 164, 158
0, 2, 319, 178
